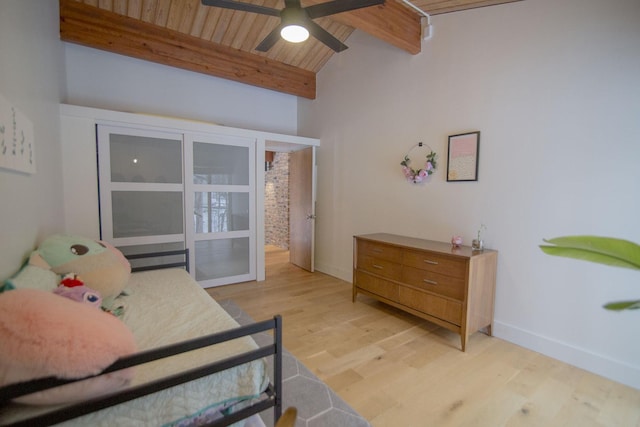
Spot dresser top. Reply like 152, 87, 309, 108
354, 233, 496, 258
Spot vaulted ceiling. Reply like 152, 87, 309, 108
59, 0, 521, 99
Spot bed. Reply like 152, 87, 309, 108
0, 249, 283, 427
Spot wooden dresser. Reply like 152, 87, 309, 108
353, 233, 498, 351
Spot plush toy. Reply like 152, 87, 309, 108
28, 234, 131, 300
53, 273, 103, 308
0, 288, 137, 405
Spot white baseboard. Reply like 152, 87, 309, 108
493, 320, 640, 390
314, 262, 352, 283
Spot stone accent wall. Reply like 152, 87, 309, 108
265, 152, 289, 249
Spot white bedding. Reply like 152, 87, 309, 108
2, 268, 269, 426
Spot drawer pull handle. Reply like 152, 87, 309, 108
372, 248, 383, 253
424, 260, 439, 265
423, 279, 438, 285
372, 264, 384, 269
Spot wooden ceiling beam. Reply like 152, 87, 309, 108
414, 0, 522, 16
305, 0, 423, 55
59, 0, 317, 99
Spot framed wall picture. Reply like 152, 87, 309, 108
447, 131, 479, 182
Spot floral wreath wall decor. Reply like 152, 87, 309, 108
400, 142, 437, 184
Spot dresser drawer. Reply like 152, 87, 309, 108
401, 265, 465, 300
402, 250, 466, 279
357, 255, 402, 280
358, 240, 403, 263
355, 270, 399, 301
399, 287, 462, 326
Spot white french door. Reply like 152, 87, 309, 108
97, 125, 256, 287
97, 125, 187, 268
184, 133, 256, 287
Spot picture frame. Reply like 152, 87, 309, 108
447, 131, 479, 182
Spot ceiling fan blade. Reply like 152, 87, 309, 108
284, 0, 301, 8
305, 0, 384, 19
201, 0, 280, 17
305, 19, 348, 52
255, 24, 285, 52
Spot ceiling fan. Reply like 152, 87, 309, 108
200, 0, 385, 52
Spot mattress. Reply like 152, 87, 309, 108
1, 268, 269, 426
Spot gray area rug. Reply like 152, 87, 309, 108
218, 300, 371, 427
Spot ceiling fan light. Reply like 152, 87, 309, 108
280, 25, 309, 43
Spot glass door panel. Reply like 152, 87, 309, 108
193, 143, 249, 185
112, 191, 184, 238
194, 238, 250, 281
193, 192, 249, 233
185, 135, 255, 287
109, 134, 182, 183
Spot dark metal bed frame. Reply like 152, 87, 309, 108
125, 249, 191, 273
0, 249, 283, 427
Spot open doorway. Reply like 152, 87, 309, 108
263, 146, 316, 276
264, 151, 291, 275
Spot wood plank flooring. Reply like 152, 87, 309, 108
207, 246, 640, 427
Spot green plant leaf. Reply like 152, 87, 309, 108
603, 300, 640, 311
540, 236, 640, 270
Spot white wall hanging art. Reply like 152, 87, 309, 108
0, 92, 36, 174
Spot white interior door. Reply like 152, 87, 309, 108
185, 133, 256, 287
289, 146, 316, 272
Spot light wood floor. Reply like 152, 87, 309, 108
207, 246, 640, 427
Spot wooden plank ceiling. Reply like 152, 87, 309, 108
60, 0, 521, 99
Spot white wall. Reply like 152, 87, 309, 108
0, 0, 65, 279
299, 0, 640, 389
64, 44, 298, 135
